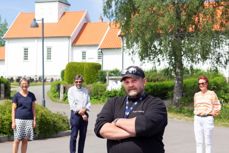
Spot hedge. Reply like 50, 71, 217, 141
182, 76, 229, 105
0, 101, 12, 135
145, 81, 174, 99
0, 101, 69, 138
61, 69, 65, 81
49, 73, 229, 105
64, 62, 101, 84
49, 81, 62, 99
0, 77, 11, 98
88, 75, 228, 103
35, 104, 69, 138
86, 82, 107, 99
145, 75, 229, 103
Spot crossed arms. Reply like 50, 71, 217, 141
94, 97, 168, 141
99, 117, 136, 140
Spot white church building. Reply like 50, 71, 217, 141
1, 0, 155, 80
1, 0, 228, 80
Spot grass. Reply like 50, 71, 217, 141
168, 112, 193, 122
168, 112, 229, 127
168, 104, 229, 127
47, 90, 68, 104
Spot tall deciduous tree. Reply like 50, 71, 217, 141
0, 16, 8, 46
103, 0, 229, 106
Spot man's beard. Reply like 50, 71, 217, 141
127, 90, 138, 97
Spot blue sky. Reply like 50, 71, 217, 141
0, 0, 106, 26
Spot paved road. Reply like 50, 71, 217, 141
0, 85, 228, 153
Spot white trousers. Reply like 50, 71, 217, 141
194, 115, 214, 153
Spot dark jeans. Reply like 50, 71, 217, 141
70, 111, 88, 153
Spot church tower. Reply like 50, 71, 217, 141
35, 0, 70, 23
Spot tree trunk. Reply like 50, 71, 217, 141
171, 35, 183, 106
173, 64, 183, 106
171, 3, 184, 107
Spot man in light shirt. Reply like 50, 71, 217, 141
68, 75, 91, 153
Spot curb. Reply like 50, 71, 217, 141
0, 135, 13, 143
47, 130, 71, 139
0, 130, 70, 143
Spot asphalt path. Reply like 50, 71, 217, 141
0, 85, 228, 153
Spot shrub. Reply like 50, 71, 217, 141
216, 104, 229, 126
145, 70, 170, 82
168, 105, 193, 117
181, 75, 229, 105
0, 101, 12, 136
0, 77, 11, 98
86, 83, 107, 100
182, 78, 200, 105
97, 69, 122, 83
145, 81, 174, 99
52, 70, 229, 107
64, 62, 101, 84
64, 62, 82, 84
98, 70, 107, 83
84, 63, 101, 84
61, 69, 65, 81
49, 81, 69, 102
35, 104, 69, 138
50, 81, 62, 99
210, 76, 229, 103
145, 68, 174, 82
0, 101, 69, 138
85, 82, 125, 103
109, 69, 121, 76
104, 88, 125, 98
88, 85, 125, 104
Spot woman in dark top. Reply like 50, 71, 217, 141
11, 78, 36, 153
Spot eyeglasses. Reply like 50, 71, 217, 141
198, 82, 207, 86
21, 86, 28, 88
75, 80, 82, 84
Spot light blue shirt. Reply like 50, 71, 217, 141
67, 86, 91, 113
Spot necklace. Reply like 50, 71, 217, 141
124, 96, 143, 118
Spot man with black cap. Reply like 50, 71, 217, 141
94, 66, 168, 153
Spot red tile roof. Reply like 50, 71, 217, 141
73, 22, 109, 46
4, 11, 122, 49
4, 11, 86, 39
0, 47, 5, 60
99, 23, 121, 49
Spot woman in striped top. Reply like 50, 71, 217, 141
193, 75, 221, 153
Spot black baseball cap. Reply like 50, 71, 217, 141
121, 66, 145, 81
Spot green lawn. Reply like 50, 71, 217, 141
168, 104, 229, 127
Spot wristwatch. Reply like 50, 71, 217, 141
113, 118, 119, 125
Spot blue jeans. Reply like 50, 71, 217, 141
70, 111, 88, 153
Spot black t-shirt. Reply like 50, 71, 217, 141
94, 94, 168, 153
12, 91, 36, 120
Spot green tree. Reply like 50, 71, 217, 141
103, 0, 229, 106
0, 16, 8, 46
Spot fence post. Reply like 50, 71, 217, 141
60, 84, 64, 100
106, 71, 109, 84
0, 83, 4, 99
